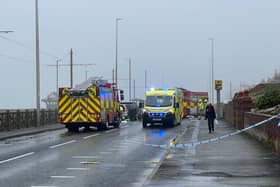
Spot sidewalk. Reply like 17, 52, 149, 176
0, 124, 64, 141
145, 119, 280, 187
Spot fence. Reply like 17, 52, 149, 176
0, 109, 58, 132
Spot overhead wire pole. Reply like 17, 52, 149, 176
129, 58, 132, 101
133, 79, 136, 99
112, 68, 115, 84
70, 48, 73, 88
35, 0, 41, 127
115, 18, 123, 90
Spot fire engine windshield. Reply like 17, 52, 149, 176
145, 96, 173, 107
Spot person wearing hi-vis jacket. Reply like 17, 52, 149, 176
205, 103, 216, 133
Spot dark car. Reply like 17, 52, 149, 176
120, 102, 139, 121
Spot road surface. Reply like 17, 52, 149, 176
0, 121, 185, 187
1, 119, 280, 187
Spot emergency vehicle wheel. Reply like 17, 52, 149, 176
96, 124, 103, 131
113, 121, 120, 128
103, 121, 110, 130
67, 126, 79, 132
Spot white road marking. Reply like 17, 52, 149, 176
67, 168, 90, 171
105, 129, 117, 133
80, 161, 100, 164
99, 151, 112, 155
31, 186, 59, 187
0, 152, 34, 164
83, 133, 100, 140
49, 140, 76, 149
50, 176, 75, 179
72, 156, 99, 159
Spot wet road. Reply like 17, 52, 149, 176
0, 121, 187, 187
145, 119, 280, 187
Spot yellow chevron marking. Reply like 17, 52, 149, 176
88, 99, 101, 113
88, 115, 96, 122
58, 95, 69, 107
72, 105, 79, 117
64, 114, 71, 123
87, 105, 95, 114
89, 87, 96, 95
72, 112, 80, 122
80, 99, 87, 109
80, 112, 87, 122
58, 99, 71, 114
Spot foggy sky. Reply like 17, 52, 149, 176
0, 0, 280, 108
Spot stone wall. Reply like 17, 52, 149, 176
0, 109, 58, 132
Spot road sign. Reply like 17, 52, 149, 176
215, 80, 223, 90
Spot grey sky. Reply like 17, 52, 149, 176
0, 0, 279, 108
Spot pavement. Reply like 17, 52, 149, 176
1, 119, 280, 187
145, 119, 280, 187
0, 124, 64, 141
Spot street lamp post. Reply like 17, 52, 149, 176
145, 70, 147, 91
209, 38, 214, 104
115, 18, 123, 90
35, 0, 41, 127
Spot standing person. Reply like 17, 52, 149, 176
205, 103, 216, 133
198, 99, 205, 120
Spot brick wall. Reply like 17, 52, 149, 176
244, 112, 280, 153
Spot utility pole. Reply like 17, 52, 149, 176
209, 58, 212, 103
115, 18, 123, 90
70, 48, 73, 88
55, 59, 62, 100
129, 58, 132, 101
112, 68, 115, 84
133, 79, 136, 99
35, 0, 41, 127
230, 81, 232, 100
85, 70, 89, 81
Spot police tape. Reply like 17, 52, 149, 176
145, 114, 280, 149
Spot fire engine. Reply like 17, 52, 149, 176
58, 79, 121, 132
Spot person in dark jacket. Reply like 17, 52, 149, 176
205, 103, 216, 133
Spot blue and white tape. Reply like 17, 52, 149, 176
145, 114, 280, 149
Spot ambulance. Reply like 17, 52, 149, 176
142, 88, 184, 128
